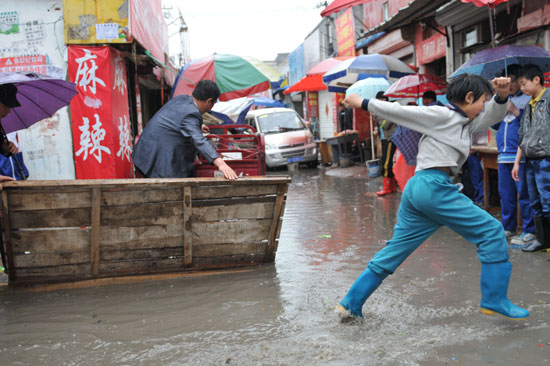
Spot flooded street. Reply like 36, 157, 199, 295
1, 167, 550, 365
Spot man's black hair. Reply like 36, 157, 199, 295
500, 64, 522, 79
518, 64, 544, 86
422, 90, 437, 101
192, 80, 221, 101
446, 74, 493, 104
375, 90, 388, 100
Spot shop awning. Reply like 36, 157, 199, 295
321, 0, 366, 17
284, 74, 326, 94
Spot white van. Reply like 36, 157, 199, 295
244, 108, 318, 168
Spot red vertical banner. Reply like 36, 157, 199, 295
335, 8, 356, 57
306, 91, 319, 120
68, 45, 133, 179
110, 48, 133, 178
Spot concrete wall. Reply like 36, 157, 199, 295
0, 0, 76, 179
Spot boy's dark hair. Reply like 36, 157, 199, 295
446, 74, 493, 104
192, 80, 220, 101
376, 91, 388, 100
422, 90, 437, 101
500, 64, 522, 79
518, 64, 544, 86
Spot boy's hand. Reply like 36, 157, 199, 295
492, 77, 511, 100
343, 94, 364, 109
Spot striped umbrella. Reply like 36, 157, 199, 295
172, 54, 280, 101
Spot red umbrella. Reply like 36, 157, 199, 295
284, 57, 352, 94
320, 0, 365, 17
384, 74, 446, 98
461, 0, 508, 8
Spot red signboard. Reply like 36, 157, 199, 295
415, 25, 447, 65
306, 91, 319, 120
0, 55, 47, 73
68, 45, 133, 179
335, 8, 356, 57
130, 0, 169, 63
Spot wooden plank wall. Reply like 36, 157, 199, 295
0, 178, 289, 285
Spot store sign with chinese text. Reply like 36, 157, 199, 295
335, 8, 355, 57
416, 31, 446, 65
68, 46, 133, 179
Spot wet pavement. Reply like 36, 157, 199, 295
1, 166, 550, 365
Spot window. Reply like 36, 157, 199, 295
463, 27, 478, 48
382, 2, 389, 21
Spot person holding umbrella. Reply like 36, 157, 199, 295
338, 74, 530, 322
374, 91, 397, 196
0, 84, 22, 157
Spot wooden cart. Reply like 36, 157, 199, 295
0, 177, 290, 286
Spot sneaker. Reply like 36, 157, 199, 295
504, 230, 516, 239
510, 232, 536, 245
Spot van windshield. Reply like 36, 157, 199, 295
257, 111, 306, 134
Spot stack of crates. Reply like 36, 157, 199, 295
195, 125, 266, 177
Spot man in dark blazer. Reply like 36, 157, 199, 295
132, 80, 237, 179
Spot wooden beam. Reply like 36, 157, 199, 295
183, 186, 192, 267
1, 191, 15, 282
90, 188, 101, 276
264, 184, 287, 262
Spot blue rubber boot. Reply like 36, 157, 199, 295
480, 261, 529, 319
336, 267, 383, 322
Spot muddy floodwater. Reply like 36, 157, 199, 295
1, 167, 549, 365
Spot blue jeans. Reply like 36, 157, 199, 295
368, 169, 509, 279
525, 157, 550, 217
498, 163, 534, 233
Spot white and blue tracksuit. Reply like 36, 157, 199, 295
492, 92, 534, 234
361, 97, 510, 278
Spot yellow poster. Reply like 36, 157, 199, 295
63, 0, 130, 44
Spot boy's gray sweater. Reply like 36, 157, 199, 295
364, 97, 508, 176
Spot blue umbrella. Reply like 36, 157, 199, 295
345, 77, 391, 99
252, 97, 286, 108
322, 54, 415, 93
450, 45, 550, 79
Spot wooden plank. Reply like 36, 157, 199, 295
192, 219, 271, 245
192, 202, 275, 222
265, 184, 288, 262
14, 252, 90, 267
192, 195, 275, 208
98, 257, 187, 276
99, 225, 183, 250
100, 247, 184, 261
183, 186, 192, 267
9, 208, 90, 229
0, 176, 291, 190
12, 228, 90, 252
14, 263, 92, 277
1, 191, 15, 282
101, 188, 182, 206
90, 188, 100, 276
101, 202, 183, 227
193, 242, 267, 257
8, 191, 91, 211
191, 184, 278, 199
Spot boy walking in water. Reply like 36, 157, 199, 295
512, 64, 550, 252
338, 74, 529, 322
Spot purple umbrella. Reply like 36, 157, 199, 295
450, 45, 550, 79
0, 72, 78, 134
390, 126, 422, 166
